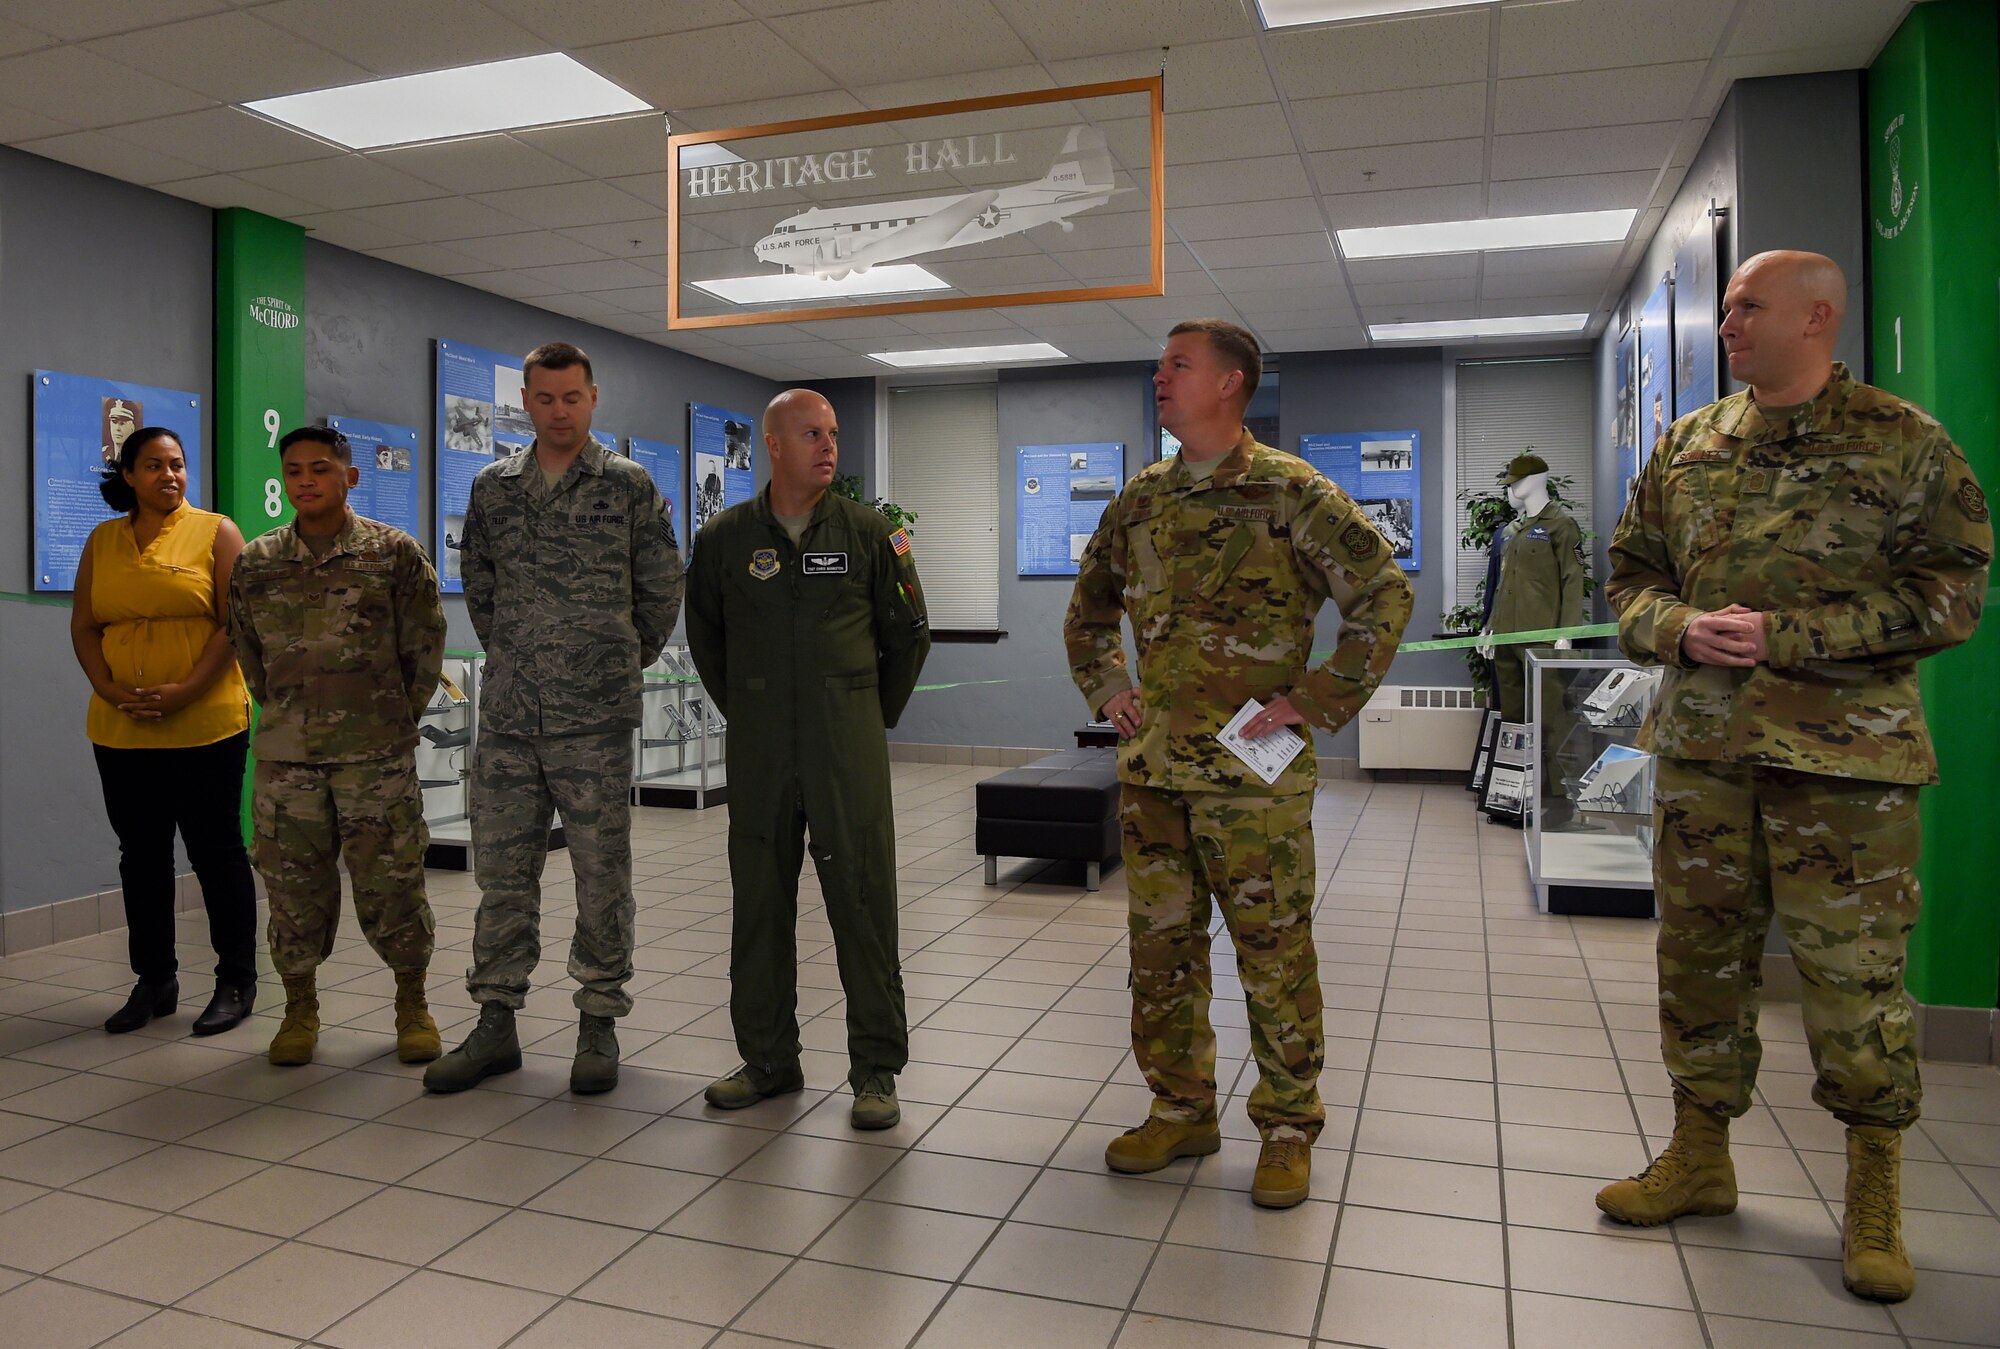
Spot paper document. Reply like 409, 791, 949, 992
1218, 699, 1309, 786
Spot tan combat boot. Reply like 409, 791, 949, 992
1842, 1125, 1915, 1302
1596, 1089, 1737, 1225
1105, 1116, 1221, 1174
1252, 1134, 1311, 1209
394, 970, 441, 1064
268, 974, 319, 1066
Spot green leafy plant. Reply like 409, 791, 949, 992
832, 473, 918, 536
1438, 456, 1596, 703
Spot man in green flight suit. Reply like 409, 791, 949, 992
1599, 251, 1991, 1303
685, 388, 931, 1130
1479, 452, 1588, 723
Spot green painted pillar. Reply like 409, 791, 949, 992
1867, 0, 2000, 1011
215, 208, 304, 540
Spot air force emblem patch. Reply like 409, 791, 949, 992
748, 548, 780, 580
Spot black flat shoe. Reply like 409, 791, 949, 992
105, 978, 178, 1034
191, 981, 256, 1036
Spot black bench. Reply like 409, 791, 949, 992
975, 749, 1121, 891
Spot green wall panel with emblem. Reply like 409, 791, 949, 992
215, 208, 304, 540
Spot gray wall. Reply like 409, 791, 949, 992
0, 147, 215, 918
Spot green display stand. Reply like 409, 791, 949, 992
1868, 0, 2000, 1016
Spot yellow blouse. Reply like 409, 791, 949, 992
86, 505, 251, 749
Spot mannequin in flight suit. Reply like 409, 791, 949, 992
1479, 452, 1587, 721
685, 388, 930, 1129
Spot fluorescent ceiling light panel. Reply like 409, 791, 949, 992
692, 265, 950, 306
869, 343, 1068, 368
1256, 0, 1487, 29
1339, 209, 1636, 259
1369, 314, 1589, 341
245, 54, 648, 150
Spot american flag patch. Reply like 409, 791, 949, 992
889, 528, 911, 557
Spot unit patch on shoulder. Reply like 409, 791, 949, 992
1339, 520, 1380, 561
1959, 480, 1990, 522
748, 547, 780, 580
802, 551, 848, 575
888, 527, 912, 557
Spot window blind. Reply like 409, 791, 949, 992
887, 383, 1000, 631
1453, 356, 1594, 611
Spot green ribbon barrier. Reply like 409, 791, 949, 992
1395, 621, 1620, 654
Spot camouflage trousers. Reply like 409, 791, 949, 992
252, 755, 434, 977
1121, 783, 1324, 1140
467, 729, 637, 1018
1654, 756, 1923, 1128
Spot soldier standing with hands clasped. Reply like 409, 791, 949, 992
1598, 251, 1991, 1303
228, 426, 447, 1066
1065, 320, 1413, 1208
426, 342, 683, 1097
686, 388, 931, 1129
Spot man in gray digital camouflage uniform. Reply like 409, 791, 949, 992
426, 341, 683, 1096
1599, 251, 1991, 1303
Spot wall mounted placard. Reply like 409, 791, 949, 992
627, 437, 686, 550
1298, 430, 1422, 572
1673, 206, 1719, 418
667, 77, 1164, 329
33, 371, 203, 591
325, 416, 421, 545
690, 402, 755, 534
1613, 326, 1639, 503
1637, 277, 1674, 465
1016, 442, 1123, 576
434, 338, 533, 595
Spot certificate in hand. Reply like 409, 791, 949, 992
1218, 698, 1309, 786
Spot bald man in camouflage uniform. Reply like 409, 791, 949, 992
427, 342, 683, 1097
228, 425, 447, 1067
1067, 319, 1413, 1209
1599, 251, 1991, 1303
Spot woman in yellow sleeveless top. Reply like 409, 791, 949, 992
69, 426, 259, 1036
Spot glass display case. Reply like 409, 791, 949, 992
1524, 650, 1662, 917
634, 645, 728, 808
420, 655, 478, 869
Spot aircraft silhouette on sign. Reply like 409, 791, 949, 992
751, 125, 1123, 282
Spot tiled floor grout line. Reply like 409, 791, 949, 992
1471, 790, 1523, 1349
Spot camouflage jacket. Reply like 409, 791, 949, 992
1065, 430, 1415, 794
461, 438, 684, 737
228, 512, 445, 763
1608, 363, 1992, 784
1489, 498, 1587, 634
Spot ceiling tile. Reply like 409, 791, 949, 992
584, 283, 670, 313
293, 212, 419, 252
1480, 268, 1614, 300
538, 291, 632, 320
0, 101, 77, 142
991, 0, 1252, 59
1268, 10, 1491, 99
1169, 197, 1324, 242
1165, 103, 1295, 165
86, 10, 373, 102
1189, 232, 1335, 271
1261, 325, 1367, 352
1727, 0, 1907, 57
5, 0, 228, 43
1170, 155, 1315, 207
574, 23, 832, 110
1207, 261, 1347, 293
516, 115, 668, 179
0, 46, 214, 126
1310, 137, 1484, 195
672, 90, 867, 133
154, 171, 325, 217
854, 64, 1053, 110
898, 308, 1030, 333
1321, 184, 1484, 229
1496, 61, 1707, 135
770, 0, 1034, 86
1354, 276, 1478, 307
486, 0, 753, 46
0, 17, 56, 59
364, 241, 492, 276
371, 136, 591, 195
16, 129, 207, 184
605, 171, 668, 209
1165, 269, 1220, 298
519, 257, 663, 291
1342, 253, 1479, 283
1290, 81, 1487, 154
257, 0, 548, 76
1478, 294, 1601, 318
472, 179, 655, 229
1497, 0, 1733, 77
1706, 45, 1882, 89
993, 301, 1123, 327
1356, 299, 1481, 323
557, 219, 668, 258
1227, 285, 1354, 315
107, 106, 342, 173
1491, 121, 1680, 180
1485, 169, 1661, 215
456, 268, 566, 299
237, 155, 446, 209
1479, 242, 1627, 276
347, 194, 534, 241
1053, 38, 1276, 112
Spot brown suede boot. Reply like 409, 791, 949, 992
1105, 1116, 1221, 1174
394, 970, 441, 1064
268, 974, 319, 1066
1843, 1125, 1915, 1302
1596, 1088, 1737, 1225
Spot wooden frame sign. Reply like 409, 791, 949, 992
667, 76, 1164, 330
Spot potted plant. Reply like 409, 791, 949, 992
832, 473, 918, 536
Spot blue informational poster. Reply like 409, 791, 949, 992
1613, 327, 1639, 502
325, 416, 421, 546
1637, 277, 1674, 467
627, 436, 687, 550
1297, 429, 1421, 571
690, 401, 755, 535
435, 338, 534, 595
1016, 442, 1124, 576
33, 370, 203, 591
1673, 208, 1718, 418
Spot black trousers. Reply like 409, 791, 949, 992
92, 731, 258, 987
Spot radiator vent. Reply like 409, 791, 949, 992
1360, 686, 1484, 771
1398, 686, 1479, 710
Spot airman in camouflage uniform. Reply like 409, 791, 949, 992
426, 343, 684, 1098
1066, 319, 1413, 1208
1598, 252, 1992, 1303
228, 426, 446, 1067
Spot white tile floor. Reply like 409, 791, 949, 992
1, 764, 1997, 1348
